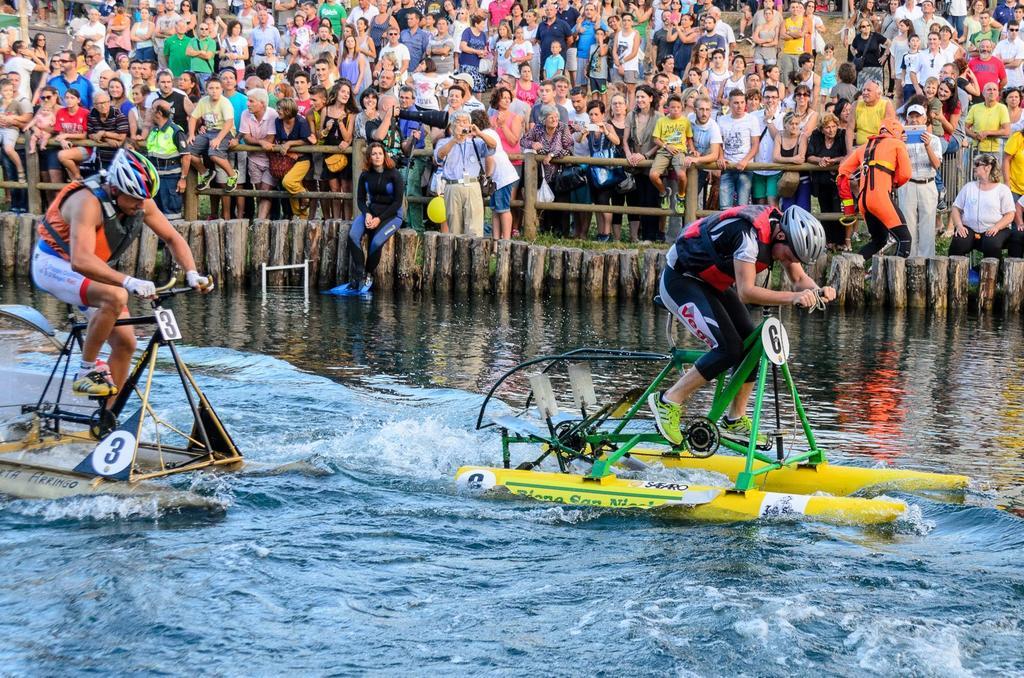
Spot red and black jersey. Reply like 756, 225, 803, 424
667, 205, 779, 291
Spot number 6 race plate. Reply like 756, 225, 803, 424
155, 308, 183, 341
761, 317, 790, 366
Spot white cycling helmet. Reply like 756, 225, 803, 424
779, 205, 826, 265
106, 148, 160, 200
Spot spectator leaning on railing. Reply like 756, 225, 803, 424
965, 81, 1010, 154
146, 100, 186, 220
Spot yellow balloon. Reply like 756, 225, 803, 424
427, 196, 446, 223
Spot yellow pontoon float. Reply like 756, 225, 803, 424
458, 312, 968, 525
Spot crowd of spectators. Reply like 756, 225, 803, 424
0, 0, 1022, 259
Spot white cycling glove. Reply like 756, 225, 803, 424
122, 276, 156, 298
186, 270, 210, 289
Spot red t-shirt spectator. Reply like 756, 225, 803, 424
54, 106, 89, 135
969, 55, 1007, 92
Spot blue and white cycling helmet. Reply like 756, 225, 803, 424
779, 205, 826, 265
106, 148, 160, 200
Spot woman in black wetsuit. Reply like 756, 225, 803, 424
335, 142, 405, 295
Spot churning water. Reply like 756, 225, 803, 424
0, 284, 1022, 676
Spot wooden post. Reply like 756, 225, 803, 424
582, 251, 605, 299
435, 232, 455, 294
563, 247, 583, 297
453, 235, 472, 292
522, 155, 538, 240
470, 237, 491, 295
304, 220, 323, 286
640, 249, 659, 302
493, 239, 511, 295
351, 140, 366, 219
978, 257, 999, 312
396, 228, 422, 290
884, 256, 907, 309
526, 245, 546, 296
846, 254, 865, 308
183, 170, 199, 220
684, 166, 698, 224
15, 215, 33, 278
288, 219, 307, 285
318, 220, 339, 289
137, 225, 161, 281
335, 221, 351, 284
223, 219, 248, 286
25, 150, 40, 216
0, 214, 16, 278
926, 256, 948, 310
203, 220, 224, 283
906, 257, 927, 308
867, 257, 887, 307
947, 255, 970, 309
827, 253, 850, 306
619, 250, 638, 300
421, 230, 439, 292
268, 220, 289, 285
602, 250, 619, 299
510, 240, 529, 295
188, 222, 206, 280
120, 228, 141, 278
547, 246, 565, 297
375, 235, 396, 290
1002, 258, 1024, 313
250, 219, 270, 284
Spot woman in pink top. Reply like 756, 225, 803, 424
515, 63, 540, 106
489, 0, 514, 27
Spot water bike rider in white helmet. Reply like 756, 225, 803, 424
648, 204, 834, 447
32, 148, 213, 398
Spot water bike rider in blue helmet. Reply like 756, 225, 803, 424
32, 148, 213, 399
648, 204, 834, 447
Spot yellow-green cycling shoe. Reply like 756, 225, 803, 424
72, 369, 118, 398
647, 392, 683, 446
720, 415, 769, 447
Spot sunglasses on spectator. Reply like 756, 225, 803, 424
796, 91, 809, 96
40, 95, 53, 100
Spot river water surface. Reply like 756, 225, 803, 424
0, 283, 1022, 676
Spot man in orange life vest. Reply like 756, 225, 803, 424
31, 149, 212, 398
647, 204, 834, 447
838, 117, 914, 262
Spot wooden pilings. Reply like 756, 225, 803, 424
2, 213, 1024, 313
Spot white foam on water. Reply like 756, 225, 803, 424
358, 416, 500, 480
733, 617, 770, 641
369, 501, 599, 526
7, 494, 164, 521
843, 616, 970, 677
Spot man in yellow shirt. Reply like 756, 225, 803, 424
849, 80, 896, 146
1003, 128, 1024, 198
649, 93, 694, 213
965, 82, 1011, 153
780, 1, 807, 87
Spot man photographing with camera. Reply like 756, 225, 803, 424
433, 111, 494, 237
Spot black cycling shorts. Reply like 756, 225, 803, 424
660, 267, 756, 382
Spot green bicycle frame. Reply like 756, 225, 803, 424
497, 318, 827, 493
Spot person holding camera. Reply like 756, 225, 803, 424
397, 86, 427, 232
899, 101, 943, 256
434, 111, 494, 236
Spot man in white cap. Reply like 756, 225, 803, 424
450, 73, 485, 112
899, 101, 943, 256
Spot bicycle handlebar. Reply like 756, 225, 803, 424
150, 273, 217, 306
